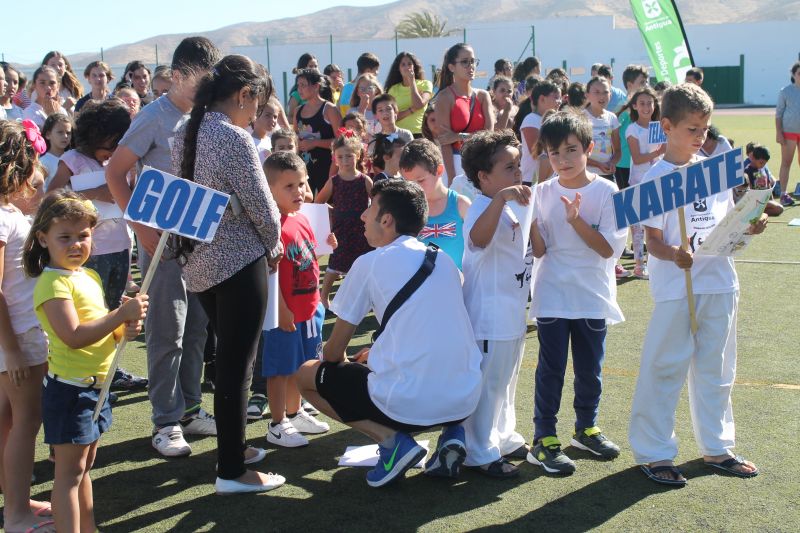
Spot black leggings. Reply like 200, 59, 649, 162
198, 256, 268, 480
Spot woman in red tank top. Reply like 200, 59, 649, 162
434, 43, 495, 183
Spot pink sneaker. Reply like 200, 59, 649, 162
633, 265, 649, 280
615, 264, 632, 279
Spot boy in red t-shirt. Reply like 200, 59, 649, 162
262, 152, 337, 447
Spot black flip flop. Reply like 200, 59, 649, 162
641, 464, 687, 486
704, 455, 759, 478
473, 458, 519, 478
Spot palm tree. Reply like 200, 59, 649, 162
396, 12, 448, 38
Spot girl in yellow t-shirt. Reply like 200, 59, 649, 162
23, 191, 148, 533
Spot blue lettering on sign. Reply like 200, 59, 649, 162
684, 164, 709, 203
659, 171, 684, 212
703, 154, 725, 195
155, 180, 191, 229
611, 147, 744, 230
613, 187, 640, 226
127, 170, 164, 221
649, 122, 666, 144
196, 194, 229, 241
124, 166, 230, 242
724, 149, 744, 189
178, 187, 207, 237
638, 180, 662, 220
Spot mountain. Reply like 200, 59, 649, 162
60, 0, 795, 67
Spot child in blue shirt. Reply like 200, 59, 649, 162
399, 138, 470, 269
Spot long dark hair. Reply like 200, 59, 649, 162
290, 53, 317, 95
384, 52, 425, 91
295, 68, 333, 103
439, 43, 472, 91
176, 55, 272, 259
619, 86, 661, 122
512, 57, 540, 83
41, 51, 83, 99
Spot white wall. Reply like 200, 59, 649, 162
234, 15, 798, 106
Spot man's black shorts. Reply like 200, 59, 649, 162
315, 361, 462, 434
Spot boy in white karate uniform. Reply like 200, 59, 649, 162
629, 84, 767, 486
460, 130, 533, 478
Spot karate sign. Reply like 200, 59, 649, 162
612, 148, 744, 230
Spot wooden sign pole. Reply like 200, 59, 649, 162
93, 231, 170, 420
677, 207, 698, 334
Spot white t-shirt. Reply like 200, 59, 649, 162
60, 150, 130, 256
626, 122, 661, 185
643, 158, 738, 303
40, 153, 61, 189
330, 235, 482, 426
22, 103, 48, 129
583, 108, 620, 164
2, 104, 23, 121
251, 134, 272, 165
529, 177, 627, 324
0, 205, 39, 334
520, 112, 542, 183
462, 194, 534, 340
450, 174, 478, 201
700, 135, 733, 158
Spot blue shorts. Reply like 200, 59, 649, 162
262, 303, 324, 377
42, 375, 112, 445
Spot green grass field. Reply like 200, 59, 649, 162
9, 114, 800, 532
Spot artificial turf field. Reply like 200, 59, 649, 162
11, 112, 800, 532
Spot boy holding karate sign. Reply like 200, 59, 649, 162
625, 84, 767, 486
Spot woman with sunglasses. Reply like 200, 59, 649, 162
434, 44, 495, 183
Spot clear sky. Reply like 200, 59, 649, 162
1, 0, 395, 64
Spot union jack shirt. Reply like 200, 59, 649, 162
419, 221, 457, 240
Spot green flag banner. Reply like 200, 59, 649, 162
630, 0, 694, 84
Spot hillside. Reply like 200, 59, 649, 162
61, 0, 795, 66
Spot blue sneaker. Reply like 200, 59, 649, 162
366, 433, 426, 488
424, 425, 467, 478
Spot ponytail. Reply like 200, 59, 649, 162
176, 54, 272, 261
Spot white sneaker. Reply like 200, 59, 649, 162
215, 473, 285, 495
289, 410, 330, 434
180, 408, 217, 436
266, 419, 308, 448
152, 425, 192, 457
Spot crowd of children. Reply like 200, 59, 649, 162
0, 39, 793, 527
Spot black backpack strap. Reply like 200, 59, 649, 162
372, 244, 438, 342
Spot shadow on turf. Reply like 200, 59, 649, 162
471, 465, 681, 532
61, 427, 545, 532
106, 391, 150, 409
